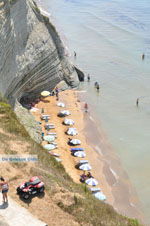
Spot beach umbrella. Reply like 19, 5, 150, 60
74, 151, 86, 158
69, 139, 81, 145
41, 115, 50, 120
89, 187, 101, 192
93, 192, 106, 201
85, 178, 98, 186
43, 135, 55, 142
55, 157, 62, 162
57, 102, 65, 107
43, 144, 57, 150
60, 110, 70, 116
45, 124, 55, 130
64, 118, 74, 126
41, 91, 50, 97
70, 148, 84, 151
79, 164, 92, 171
67, 128, 78, 136
48, 151, 60, 157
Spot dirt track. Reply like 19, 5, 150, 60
0, 197, 46, 226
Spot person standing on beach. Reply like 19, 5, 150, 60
56, 92, 59, 101
55, 87, 59, 101
55, 87, 59, 94
84, 103, 88, 112
0, 177, 9, 203
56, 90, 59, 101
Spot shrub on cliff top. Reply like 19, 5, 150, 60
0, 102, 29, 137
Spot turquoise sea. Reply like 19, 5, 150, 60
39, 0, 150, 224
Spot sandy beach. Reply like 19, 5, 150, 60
32, 90, 113, 200
32, 89, 144, 223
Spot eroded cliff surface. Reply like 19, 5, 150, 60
0, 0, 79, 106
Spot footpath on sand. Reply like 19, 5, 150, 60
0, 197, 46, 226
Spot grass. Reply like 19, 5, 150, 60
4, 147, 27, 168
9, 175, 22, 182
0, 98, 142, 226
0, 102, 29, 137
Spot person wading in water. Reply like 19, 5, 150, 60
0, 177, 9, 203
74, 51, 77, 58
136, 98, 139, 107
87, 74, 90, 82
94, 82, 100, 91
96, 83, 100, 91
142, 53, 145, 60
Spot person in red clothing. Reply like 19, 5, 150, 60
84, 103, 88, 113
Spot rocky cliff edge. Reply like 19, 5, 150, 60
0, 0, 79, 107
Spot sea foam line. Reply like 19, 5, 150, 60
40, 8, 51, 17
95, 145, 103, 156
75, 90, 87, 93
89, 115, 95, 122
109, 167, 119, 186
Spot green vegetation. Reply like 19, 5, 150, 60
43, 15, 50, 24
32, 1, 40, 14
0, 101, 29, 137
0, 97, 142, 226
9, 0, 17, 5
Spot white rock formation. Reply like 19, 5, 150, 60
0, 0, 79, 106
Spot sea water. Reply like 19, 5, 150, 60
39, 0, 150, 224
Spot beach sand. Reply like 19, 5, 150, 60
32, 90, 113, 201
32, 89, 144, 223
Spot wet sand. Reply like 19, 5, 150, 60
83, 110, 144, 221
31, 89, 144, 223
78, 92, 145, 223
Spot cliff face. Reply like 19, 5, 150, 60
0, 0, 79, 106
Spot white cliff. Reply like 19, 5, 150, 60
0, 0, 79, 106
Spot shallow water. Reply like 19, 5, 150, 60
39, 0, 150, 224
